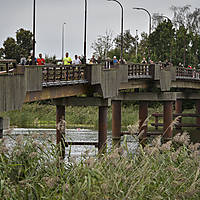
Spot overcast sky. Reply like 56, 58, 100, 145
0, 0, 199, 60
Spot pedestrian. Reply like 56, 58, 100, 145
141, 57, 147, 64
89, 55, 97, 64
72, 55, 81, 65
63, 52, 72, 65
20, 54, 26, 65
113, 56, 119, 64
37, 53, 45, 65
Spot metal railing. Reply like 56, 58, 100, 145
42, 64, 88, 87
128, 63, 153, 79
176, 66, 200, 80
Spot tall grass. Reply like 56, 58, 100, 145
0, 132, 200, 199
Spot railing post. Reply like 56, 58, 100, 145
112, 100, 121, 147
139, 102, 148, 145
0, 117, 3, 139
163, 101, 173, 140
56, 105, 66, 159
98, 106, 108, 153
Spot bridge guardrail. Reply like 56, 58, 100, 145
176, 66, 200, 80
42, 64, 88, 86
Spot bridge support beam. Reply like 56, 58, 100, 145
98, 106, 108, 153
175, 100, 182, 130
56, 105, 66, 159
0, 117, 3, 139
163, 101, 173, 140
139, 102, 148, 145
196, 100, 200, 129
112, 100, 121, 147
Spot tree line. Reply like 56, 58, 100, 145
91, 5, 200, 67
0, 5, 200, 67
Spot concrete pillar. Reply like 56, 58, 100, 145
112, 100, 121, 147
196, 100, 200, 128
0, 117, 3, 139
163, 101, 173, 140
139, 102, 148, 144
98, 106, 108, 153
175, 99, 182, 130
56, 105, 66, 158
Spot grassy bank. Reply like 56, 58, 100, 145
0, 133, 200, 199
1, 102, 162, 130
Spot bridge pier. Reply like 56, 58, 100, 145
163, 101, 173, 140
98, 106, 108, 153
56, 105, 66, 159
0, 117, 3, 139
196, 100, 200, 129
139, 102, 148, 145
112, 100, 121, 147
175, 100, 182, 130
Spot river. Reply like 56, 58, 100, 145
2, 128, 138, 158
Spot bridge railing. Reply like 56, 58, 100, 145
176, 66, 200, 80
42, 64, 87, 85
0, 59, 17, 74
128, 63, 154, 79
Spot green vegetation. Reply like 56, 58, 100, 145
0, 132, 200, 199
1, 102, 162, 130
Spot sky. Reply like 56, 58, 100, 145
0, 0, 199, 60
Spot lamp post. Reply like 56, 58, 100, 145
135, 29, 138, 58
32, 0, 36, 65
107, 0, 124, 62
83, 0, 87, 64
133, 7, 151, 35
61, 22, 66, 60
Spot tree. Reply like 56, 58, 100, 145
16, 28, 33, 57
91, 31, 113, 60
1, 28, 33, 62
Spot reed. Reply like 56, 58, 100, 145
0, 131, 200, 199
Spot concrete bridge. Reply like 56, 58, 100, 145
1, 60, 200, 155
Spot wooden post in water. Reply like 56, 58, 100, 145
139, 102, 148, 145
56, 105, 66, 159
98, 106, 108, 153
0, 117, 3, 139
195, 100, 200, 129
112, 100, 121, 147
175, 99, 182, 130
163, 101, 173, 140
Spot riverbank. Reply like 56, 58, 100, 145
0, 132, 199, 199
1, 102, 162, 130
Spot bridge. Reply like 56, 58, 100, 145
1, 59, 200, 156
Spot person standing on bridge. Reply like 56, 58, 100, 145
37, 53, 45, 65
63, 52, 72, 65
72, 55, 81, 65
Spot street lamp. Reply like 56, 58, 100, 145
83, 0, 87, 64
32, 0, 36, 65
133, 7, 152, 35
107, 0, 124, 62
61, 22, 66, 60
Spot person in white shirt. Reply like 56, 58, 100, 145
72, 55, 81, 65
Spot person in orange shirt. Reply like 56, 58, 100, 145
37, 53, 45, 65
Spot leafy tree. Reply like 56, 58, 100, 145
91, 31, 113, 60
16, 28, 33, 58
1, 28, 33, 62
3, 37, 19, 61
